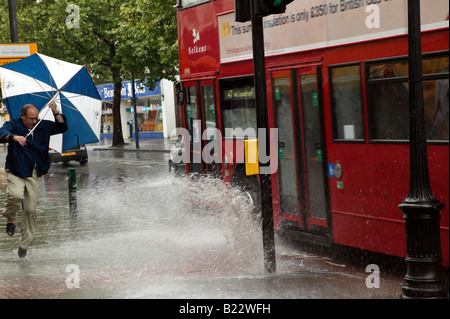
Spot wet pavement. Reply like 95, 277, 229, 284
0, 137, 408, 301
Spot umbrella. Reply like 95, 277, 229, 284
0, 53, 101, 153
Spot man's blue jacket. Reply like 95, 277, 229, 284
0, 117, 68, 178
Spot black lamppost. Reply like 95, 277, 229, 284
8, 0, 19, 42
398, 0, 448, 299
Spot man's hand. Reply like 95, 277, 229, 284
49, 101, 58, 114
49, 101, 64, 123
10, 135, 27, 146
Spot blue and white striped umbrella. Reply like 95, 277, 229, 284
0, 53, 101, 153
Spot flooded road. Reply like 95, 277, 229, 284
0, 141, 404, 299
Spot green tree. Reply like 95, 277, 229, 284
1, 0, 178, 146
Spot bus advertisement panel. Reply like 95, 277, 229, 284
218, 0, 449, 63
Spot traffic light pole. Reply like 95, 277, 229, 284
250, 0, 276, 274
8, 0, 19, 42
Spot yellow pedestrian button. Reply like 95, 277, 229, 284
245, 139, 259, 176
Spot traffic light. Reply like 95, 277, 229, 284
235, 0, 251, 23
255, 0, 294, 17
235, 0, 294, 23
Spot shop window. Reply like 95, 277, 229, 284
329, 64, 364, 141
125, 96, 163, 133
220, 77, 257, 139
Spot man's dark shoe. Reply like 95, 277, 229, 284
6, 223, 16, 236
18, 247, 27, 258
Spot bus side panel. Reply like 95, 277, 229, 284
441, 232, 449, 267
328, 143, 449, 266
331, 212, 407, 258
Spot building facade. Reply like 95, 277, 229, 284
96, 79, 177, 139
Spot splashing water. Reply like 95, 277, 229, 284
74, 174, 265, 273
0, 167, 406, 299
0, 172, 265, 295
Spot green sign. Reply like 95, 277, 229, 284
316, 149, 322, 162
275, 87, 281, 101
312, 93, 318, 107
279, 147, 284, 160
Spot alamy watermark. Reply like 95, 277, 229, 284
365, 4, 381, 29
365, 264, 380, 288
66, 4, 80, 29
63, 262, 381, 291
170, 124, 279, 174
65, 264, 80, 289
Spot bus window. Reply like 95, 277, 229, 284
203, 85, 216, 139
180, 0, 210, 8
186, 86, 199, 143
422, 56, 449, 75
367, 60, 410, 140
423, 55, 449, 141
274, 76, 299, 216
367, 55, 449, 141
220, 77, 257, 139
330, 64, 364, 141
424, 78, 449, 141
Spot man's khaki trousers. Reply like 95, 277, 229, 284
2, 168, 42, 250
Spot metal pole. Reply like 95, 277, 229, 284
250, 0, 276, 274
131, 74, 140, 149
398, 0, 447, 299
68, 168, 77, 228
8, 0, 19, 42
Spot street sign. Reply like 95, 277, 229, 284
0, 43, 38, 89
0, 42, 38, 66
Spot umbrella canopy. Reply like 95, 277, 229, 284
0, 53, 101, 153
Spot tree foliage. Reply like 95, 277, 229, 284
1, 0, 178, 146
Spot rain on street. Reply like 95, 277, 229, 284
0, 141, 405, 299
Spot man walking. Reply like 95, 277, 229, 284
0, 101, 67, 257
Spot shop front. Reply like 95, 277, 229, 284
96, 79, 176, 139
0, 102, 9, 127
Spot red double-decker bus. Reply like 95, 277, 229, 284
174, 0, 449, 266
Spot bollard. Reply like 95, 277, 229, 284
68, 168, 77, 227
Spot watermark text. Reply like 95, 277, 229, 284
65, 264, 80, 289
365, 264, 380, 288
66, 4, 80, 29
170, 125, 279, 174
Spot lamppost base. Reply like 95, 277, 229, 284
399, 199, 447, 299
402, 282, 449, 299
402, 259, 448, 299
